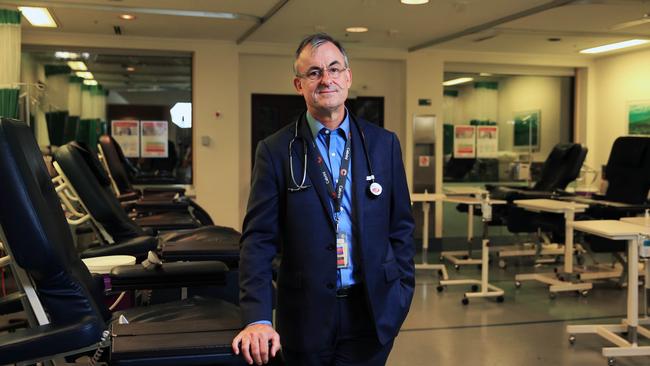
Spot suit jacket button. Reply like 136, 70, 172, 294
327, 244, 335, 251
326, 283, 334, 289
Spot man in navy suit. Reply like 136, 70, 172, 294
232, 33, 415, 366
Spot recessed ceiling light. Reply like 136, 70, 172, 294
83, 79, 98, 86
479, 72, 493, 77
442, 77, 474, 86
126, 66, 135, 72
580, 39, 649, 54
401, 0, 429, 4
75, 71, 94, 79
119, 14, 136, 20
67, 61, 88, 71
346, 27, 368, 33
18, 7, 57, 28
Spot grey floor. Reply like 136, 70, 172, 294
388, 242, 650, 366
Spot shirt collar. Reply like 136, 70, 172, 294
306, 109, 350, 140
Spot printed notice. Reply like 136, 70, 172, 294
111, 120, 139, 157
476, 126, 498, 158
140, 121, 168, 158
453, 125, 476, 158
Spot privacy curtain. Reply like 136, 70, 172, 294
0, 9, 21, 118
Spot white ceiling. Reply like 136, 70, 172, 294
6, 0, 650, 56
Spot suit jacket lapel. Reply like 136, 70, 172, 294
351, 118, 367, 245
296, 115, 336, 231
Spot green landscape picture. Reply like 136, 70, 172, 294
629, 103, 650, 135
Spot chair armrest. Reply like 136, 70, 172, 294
79, 236, 158, 260
117, 191, 141, 203
0, 316, 104, 365
109, 260, 229, 291
130, 200, 190, 211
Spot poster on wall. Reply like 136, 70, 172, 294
476, 126, 498, 158
111, 120, 139, 157
140, 121, 168, 158
453, 125, 476, 158
513, 110, 540, 151
628, 101, 650, 135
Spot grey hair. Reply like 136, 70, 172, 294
293, 33, 349, 75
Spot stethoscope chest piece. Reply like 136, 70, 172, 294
369, 182, 382, 197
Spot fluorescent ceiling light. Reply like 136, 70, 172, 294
401, 0, 429, 4
479, 72, 493, 76
126, 66, 135, 72
18, 7, 57, 28
119, 14, 136, 20
442, 77, 474, 86
75, 71, 94, 79
55, 51, 80, 59
346, 26, 368, 33
580, 39, 649, 54
67, 61, 87, 71
83, 80, 98, 86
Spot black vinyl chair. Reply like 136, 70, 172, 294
568, 136, 650, 259
49, 138, 241, 267
98, 134, 181, 193
0, 118, 244, 366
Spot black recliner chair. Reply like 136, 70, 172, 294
0, 118, 244, 365
53, 139, 241, 267
562, 136, 650, 276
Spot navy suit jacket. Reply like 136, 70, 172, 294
239, 113, 415, 351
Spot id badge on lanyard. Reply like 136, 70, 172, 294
336, 232, 350, 269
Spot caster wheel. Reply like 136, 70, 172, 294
515, 281, 522, 288
568, 335, 576, 345
436, 285, 444, 292
461, 297, 469, 305
498, 259, 507, 269
580, 290, 589, 297
454, 264, 460, 271
608, 357, 615, 366
549, 292, 557, 299
496, 296, 504, 303
471, 285, 479, 292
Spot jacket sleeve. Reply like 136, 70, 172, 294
389, 133, 416, 303
239, 140, 281, 326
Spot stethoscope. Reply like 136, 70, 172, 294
288, 112, 382, 197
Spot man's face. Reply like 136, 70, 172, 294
293, 42, 352, 116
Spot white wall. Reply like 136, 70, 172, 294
589, 48, 650, 169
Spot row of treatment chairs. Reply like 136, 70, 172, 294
0, 118, 251, 365
455, 136, 650, 289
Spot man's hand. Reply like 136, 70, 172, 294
232, 323, 281, 365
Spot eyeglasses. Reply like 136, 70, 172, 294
297, 66, 347, 81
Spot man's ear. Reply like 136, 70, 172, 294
293, 77, 303, 95
345, 68, 352, 88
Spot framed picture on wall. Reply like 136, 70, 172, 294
628, 101, 650, 135
513, 110, 540, 151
